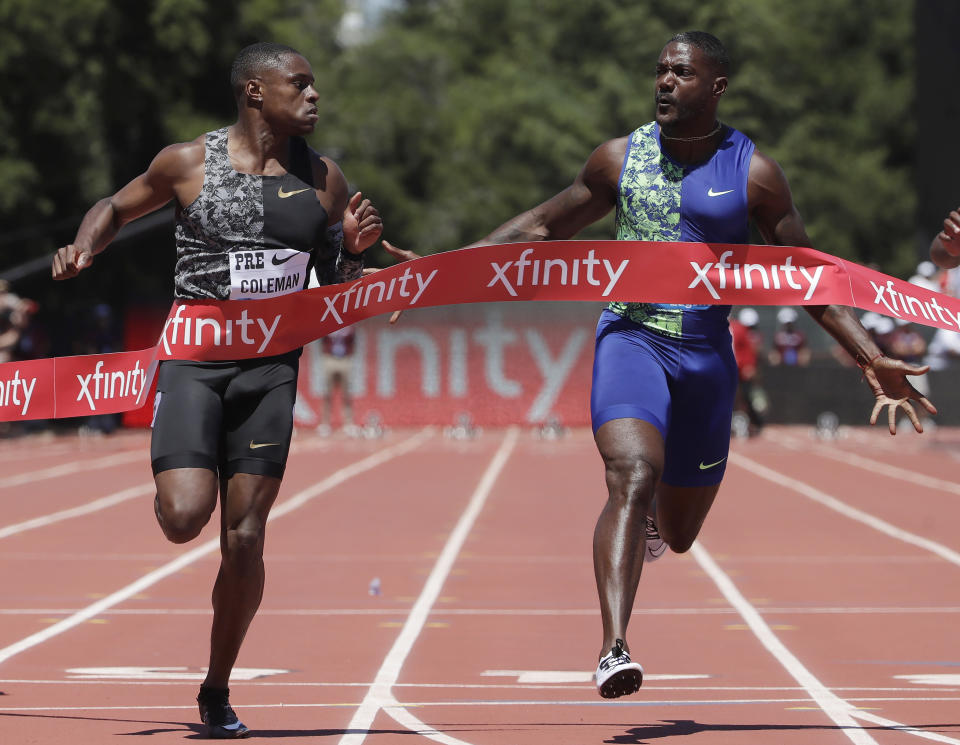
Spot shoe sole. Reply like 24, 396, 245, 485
598, 667, 643, 699
205, 724, 250, 739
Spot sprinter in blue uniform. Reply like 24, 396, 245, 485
469, 31, 935, 698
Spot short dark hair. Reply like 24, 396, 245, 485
230, 42, 301, 99
669, 31, 730, 77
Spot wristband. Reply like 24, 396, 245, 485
856, 352, 884, 371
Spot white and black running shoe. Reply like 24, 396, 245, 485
197, 686, 250, 739
596, 638, 644, 698
645, 515, 667, 563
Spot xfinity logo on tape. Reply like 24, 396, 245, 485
869, 279, 960, 328
161, 306, 281, 355
76, 360, 146, 412
0, 370, 36, 416
689, 250, 824, 301
320, 267, 439, 325
488, 248, 629, 297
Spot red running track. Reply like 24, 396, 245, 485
0, 425, 958, 744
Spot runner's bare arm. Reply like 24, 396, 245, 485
749, 150, 935, 433
467, 138, 625, 247
930, 206, 960, 269
52, 140, 202, 280
319, 155, 382, 256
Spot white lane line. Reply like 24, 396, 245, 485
849, 711, 960, 744
4, 679, 958, 693
4, 605, 960, 617
0, 450, 145, 489
0, 429, 433, 667
0, 483, 154, 540
730, 453, 960, 568
5, 697, 960, 713
339, 428, 518, 745
690, 542, 879, 745
765, 431, 960, 496
694, 542, 960, 744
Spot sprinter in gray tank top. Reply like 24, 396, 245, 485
52, 42, 389, 738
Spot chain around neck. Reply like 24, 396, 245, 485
660, 121, 723, 142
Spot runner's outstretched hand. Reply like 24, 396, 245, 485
937, 206, 960, 256
342, 192, 383, 255
863, 356, 937, 434
52, 244, 93, 280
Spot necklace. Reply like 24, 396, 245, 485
660, 121, 723, 142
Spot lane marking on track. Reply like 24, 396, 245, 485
339, 427, 518, 745
0, 483, 154, 540
0, 450, 145, 489
765, 431, 960, 496
895, 674, 960, 686
691, 541, 880, 745
4, 605, 960, 616
692, 541, 960, 745
480, 670, 709, 683
64, 666, 289, 681
848, 710, 960, 744
730, 453, 960, 568
0, 437, 336, 539
4, 697, 960, 713
0, 428, 433, 667
3, 679, 957, 694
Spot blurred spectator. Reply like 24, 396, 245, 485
871, 315, 896, 355
768, 307, 811, 366
940, 265, 960, 298
77, 303, 122, 435
318, 324, 357, 435
0, 280, 38, 364
729, 307, 766, 435
886, 318, 927, 367
924, 327, 960, 371
909, 260, 939, 292
885, 319, 930, 427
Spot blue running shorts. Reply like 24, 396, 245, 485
590, 309, 738, 487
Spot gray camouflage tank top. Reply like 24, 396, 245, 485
173, 127, 362, 300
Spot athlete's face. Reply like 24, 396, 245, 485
654, 43, 725, 129
257, 54, 320, 135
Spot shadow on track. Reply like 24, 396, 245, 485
606, 719, 960, 743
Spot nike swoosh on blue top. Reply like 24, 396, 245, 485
707, 188, 734, 197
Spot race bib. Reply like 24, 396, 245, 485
229, 248, 310, 300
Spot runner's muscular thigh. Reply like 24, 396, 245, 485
654, 481, 721, 553
221, 473, 282, 538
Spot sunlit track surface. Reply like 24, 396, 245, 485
0, 426, 958, 744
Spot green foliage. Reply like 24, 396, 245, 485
324, 0, 916, 274
0, 0, 919, 291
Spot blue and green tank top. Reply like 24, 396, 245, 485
609, 122, 755, 338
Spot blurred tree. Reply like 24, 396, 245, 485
0, 0, 918, 318
322, 0, 914, 275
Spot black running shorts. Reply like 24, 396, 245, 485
150, 351, 300, 479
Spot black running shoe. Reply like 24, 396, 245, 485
645, 515, 667, 562
197, 686, 250, 739
596, 639, 644, 699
